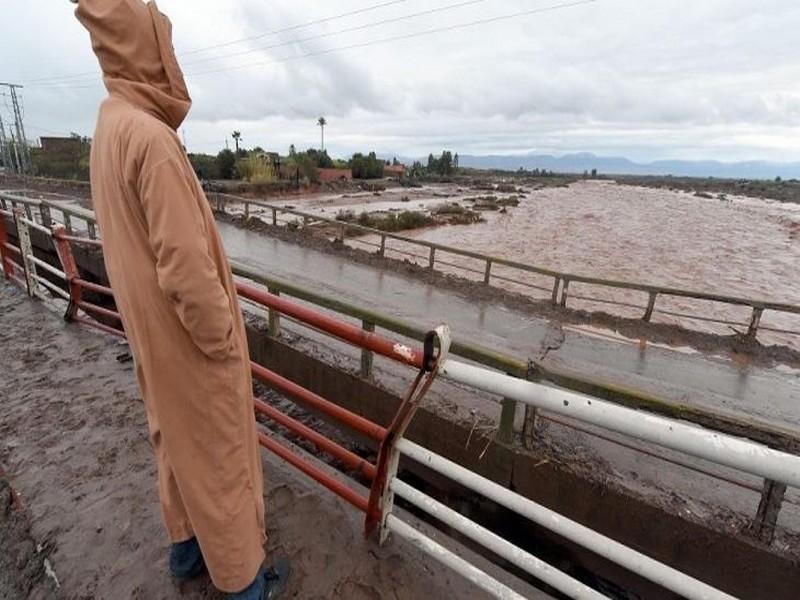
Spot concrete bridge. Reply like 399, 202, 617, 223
2, 185, 800, 599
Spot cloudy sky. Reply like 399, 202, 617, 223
3, 0, 800, 162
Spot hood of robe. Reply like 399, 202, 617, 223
75, 0, 191, 130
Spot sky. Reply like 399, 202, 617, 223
3, 0, 800, 163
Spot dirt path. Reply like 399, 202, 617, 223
0, 285, 528, 599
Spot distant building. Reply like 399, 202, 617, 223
318, 167, 353, 182
384, 164, 406, 179
40, 136, 86, 160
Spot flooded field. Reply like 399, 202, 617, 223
273, 180, 800, 347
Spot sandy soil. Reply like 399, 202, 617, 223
0, 284, 536, 599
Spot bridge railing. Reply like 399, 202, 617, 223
210, 192, 800, 341
4, 211, 799, 598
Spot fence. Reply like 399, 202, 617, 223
208, 192, 800, 341
4, 210, 800, 598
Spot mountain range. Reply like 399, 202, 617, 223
441, 152, 800, 180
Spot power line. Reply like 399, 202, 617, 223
182, 0, 487, 67
186, 0, 597, 78
23, 0, 408, 85
183, 0, 408, 55
24, 0, 596, 90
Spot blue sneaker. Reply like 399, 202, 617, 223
229, 558, 291, 600
169, 537, 206, 582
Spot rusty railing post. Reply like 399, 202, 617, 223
52, 224, 81, 321
747, 479, 787, 545
428, 246, 436, 270
747, 307, 763, 339
268, 288, 281, 336
272, 207, 278, 226
484, 259, 492, 285
360, 320, 375, 378
522, 361, 540, 450
379, 235, 386, 257
560, 278, 570, 308
497, 397, 517, 445
39, 203, 52, 228
643, 292, 657, 322
551, 276, 560, 305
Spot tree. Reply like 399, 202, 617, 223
454, 153, 459, 170
289, 144, 296, 157
317, 117, 327, 151
350, 152, 385, 179
231, 131, 242, 154
216, 149, 236, 179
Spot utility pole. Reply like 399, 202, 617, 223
0, 114, 14, 173
0, 82, 31, 173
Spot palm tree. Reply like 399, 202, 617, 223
232, 130, 242, 153
317, 117, 327, 151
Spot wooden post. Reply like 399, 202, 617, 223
379, 235, 386, 257
268, 289, 281, 336
24, 203, 33, 220
303, 215, 310, 228
339, 224, 346, 243
551, 277, 560, 305
360, 320, 375, 378
643, 292, 657, 322
484, 260, 493, 285
39, 204, 52, 228
560, 278, 570, 308
497, 398, 516, 444
428, 247, 436, 270
747, 479, 787, 545
747, 307, 764, 338
87, 220, 97, 240
244, 202, 250, 220
63, 212, 73, 234
272, 208, 278, 226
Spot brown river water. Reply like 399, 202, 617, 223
339, 181, 800, 349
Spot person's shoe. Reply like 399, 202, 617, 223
228, 558, 291, 600
169, 537, 206, 582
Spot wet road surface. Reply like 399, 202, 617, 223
218, 221, 800, 432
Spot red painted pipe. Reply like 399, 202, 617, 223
75, 278, 114, 297
74, 315, 126, 338
251, 362, 386, 442
254, 399, 376, 480
237, 282, 424, 369
53, 233, 104, 248
258, 431, 369, 512
77, 300, 121, 322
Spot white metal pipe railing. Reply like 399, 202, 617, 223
440, 359, 800, 489
390, 479, 606, 599
396, 438, 736, 600
384, 515, 527, 600
26, 254, 66, 281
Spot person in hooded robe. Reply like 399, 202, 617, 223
72, 1, 290, 597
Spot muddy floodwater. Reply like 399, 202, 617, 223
370, 180, 799, 347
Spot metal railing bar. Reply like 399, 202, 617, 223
758, 325, 800, 336
3, 241, 21, 256
75, 278, 114, 297
384, 515, 528, 600
27, 254, 66, 280
440, 359, 800, 488
397, 439, 735, 600
77, 300, 121, 322
257, 431, 369, 512
32, 274, 71, 301
652, 308, 747, 327
390, 479, 605, 599
254, 398, 376, 480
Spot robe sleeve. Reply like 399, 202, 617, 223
138, 155, 235, 361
